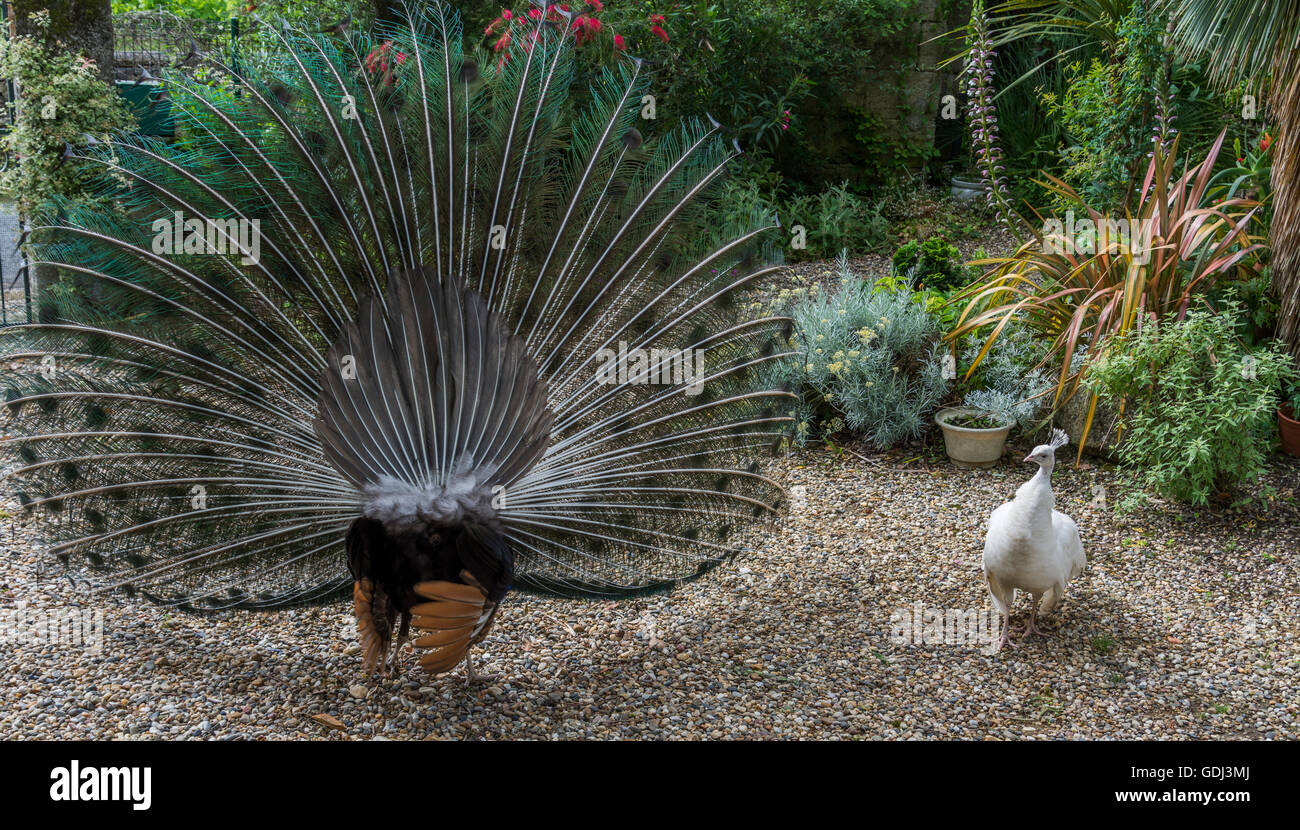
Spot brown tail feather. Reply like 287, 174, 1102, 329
409, 577, 500, 676
353, 579, 395, 673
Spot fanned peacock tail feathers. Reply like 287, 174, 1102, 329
0, 3, 794, 609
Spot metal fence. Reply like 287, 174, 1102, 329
112, 10, 231, 81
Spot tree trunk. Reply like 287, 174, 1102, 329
12, 0, 115, 85
1273, 66, 1300, 360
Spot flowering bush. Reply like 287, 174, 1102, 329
363, 40, 407, 86
483, 2, 629, 59
0, 11, 135, 214
763, 252, 948, 448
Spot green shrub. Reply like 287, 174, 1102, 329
0, 11, 136, 214
1040, 3, 1167, 211
712, 179, 887, 260
535, 0, 934, 192
1084, 305, 1294, 504
783, 182, 888, 260
891, 237, 968, 291
768, 252, 948, 448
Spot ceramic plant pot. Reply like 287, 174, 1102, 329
950, 176, 985, 202
936, 407, 1013, 469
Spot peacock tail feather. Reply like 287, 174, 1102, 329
0, 3, 794, 608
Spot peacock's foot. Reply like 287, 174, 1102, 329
463, 652, 498, 684
993, 626, 1019, 652
383, 634, 409, 678
1013, 616, 1048, 640
382, 653, 402, 678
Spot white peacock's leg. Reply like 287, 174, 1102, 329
1016, 595, 1047, 639
995, 608, 1017, 651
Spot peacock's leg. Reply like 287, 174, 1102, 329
463, 650, 498, 684
994, 608, 1018, 651
1014, 597, 1047, 639
387, 613, 411, 676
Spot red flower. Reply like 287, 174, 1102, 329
1260, 132, 1273, 152
494, 32, 512, 52
364, 40, 406, 86
588, 17, 602, 31
501, 8, 512, 20
528, 7, 542, 18
614, 33, 626, 50
651, 23, 669, 42
650, 14, 666, 25
586, 0, 603, 10
573, 15, 591, 44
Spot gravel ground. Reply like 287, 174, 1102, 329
1, 439, 1296, 740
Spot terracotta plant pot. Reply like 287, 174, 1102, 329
936, 407, 1013, 469
1279, 405, 1300, 457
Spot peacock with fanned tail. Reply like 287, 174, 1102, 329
0, 4, 794, 678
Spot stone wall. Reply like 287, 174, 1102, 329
781, 0, 970, 186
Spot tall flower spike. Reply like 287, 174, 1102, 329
961, 0, 1022, 242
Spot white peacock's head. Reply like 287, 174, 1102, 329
1024, 429, 1068, 467
1023, 446, 1053, 466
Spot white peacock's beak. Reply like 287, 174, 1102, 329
1023, 454, 1034, 463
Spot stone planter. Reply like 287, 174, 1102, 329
950, 176, 985, 202
1058, 391, 1125, 460
1279, 405, 1300, 457
936, 407, 1013, 468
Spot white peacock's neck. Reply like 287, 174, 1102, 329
1015, 463, 1056, 511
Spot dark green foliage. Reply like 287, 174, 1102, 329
1086, 305, 1295, 503
891, 237, 969, 292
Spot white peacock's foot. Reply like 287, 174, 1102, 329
994, 624, 1019, 652
1012, 615, 1049, 639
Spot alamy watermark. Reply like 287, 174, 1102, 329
0, 602, 104, 654
890, 601, 1000, 654
151, 210, 261, 265
595, 341, 706, 396
1041, 211, 1152, 264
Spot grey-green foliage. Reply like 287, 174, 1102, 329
770, 251, 948, 448
962, 321, 1054, 429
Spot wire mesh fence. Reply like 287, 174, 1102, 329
112, 10, 229, 81
0, 1, 24, 327
0, 208, 26, 328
